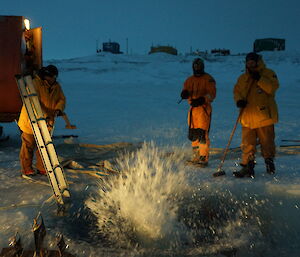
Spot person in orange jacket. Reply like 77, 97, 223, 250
180, 58, 216, 167
233, 52, 279, 178
18, 65, 66, 176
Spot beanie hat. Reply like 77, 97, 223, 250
193, 58, 204, 67
38, 65, 58, 80
246, 52, 260, 62
45, 65, 58, 77
192, 58, 205, 75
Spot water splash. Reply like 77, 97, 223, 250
85, 142, 265, 254
86, 142, 188, 248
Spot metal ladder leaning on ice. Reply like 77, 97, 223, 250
16, 75, 70, 206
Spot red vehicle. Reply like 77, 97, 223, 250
0, 15, 42, 136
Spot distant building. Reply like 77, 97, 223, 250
186, 49, 208, 59
211, 48, 230, 56
102, 41, 123, 54
253, 38, 285, 52
192, 49, 208, 56
149, 45, 178, 55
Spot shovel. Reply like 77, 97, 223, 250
213, 110, 242, 177
62, 112, 76, 129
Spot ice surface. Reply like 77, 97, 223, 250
1, 51, 300, 256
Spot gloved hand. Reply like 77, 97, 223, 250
54, 109, 63, 116
45, 117, 54, 129
191, 97, 205, 107
236, 99, 247, 108
180, 90, 189, 99
250, 71, 261, 81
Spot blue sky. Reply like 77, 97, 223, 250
2, 0, 300, 59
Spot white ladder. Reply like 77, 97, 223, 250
16, 75, 70, 205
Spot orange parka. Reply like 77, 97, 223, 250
183, 73, 216, 130
18, 75, 66, 134
234, 59, 279, 129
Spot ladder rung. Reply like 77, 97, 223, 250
45, 141, 53, 147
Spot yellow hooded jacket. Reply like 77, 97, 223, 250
18, 75, 66, 134
183, 73, 216, 130
234, 58, 279, 129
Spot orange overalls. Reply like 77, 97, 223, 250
18, 75, 65, 174
183, 73, 216, 162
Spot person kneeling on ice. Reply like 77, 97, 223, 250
180, 58, 216, 167
233, 52, 279, 178
18, 65, 66, 176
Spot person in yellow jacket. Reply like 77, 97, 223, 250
233, 52, 279, 178
18, 65, 66, 176
180, 58, 216, 167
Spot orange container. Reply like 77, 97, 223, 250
0, 16, 42, 122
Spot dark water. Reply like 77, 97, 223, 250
1, 142, 299, 257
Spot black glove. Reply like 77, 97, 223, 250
250, 71, 261, 81
191, 97, 205, 107
180, 90, 189, 99
54, 109, 63, 116
236, 99, 247, 108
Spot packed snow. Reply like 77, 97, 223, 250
0, 51, 300, 257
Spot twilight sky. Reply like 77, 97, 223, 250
2, 0, 300, 59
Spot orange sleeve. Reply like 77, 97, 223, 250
205, 75, 216, 102
183, 77, 192, 92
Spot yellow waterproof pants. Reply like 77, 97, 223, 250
20, 132, 44, 173
241, 125, 276, 165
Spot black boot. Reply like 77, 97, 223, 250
186, 154, 208, 167
233, 161, 255, 178
197, 155, 208, 167
265, 158, 275, 174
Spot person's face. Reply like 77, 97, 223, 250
44, 75, 56, 85
246, 60, 257, 72
193, 63, 204, 72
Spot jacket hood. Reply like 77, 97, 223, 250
245, 57, 266, 76
256, 58, 266, 71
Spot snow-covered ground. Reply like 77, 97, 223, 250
1, 51, 300, 257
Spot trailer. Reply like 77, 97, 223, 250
253, 38, 285, 52
102, 41, 122, 54
211, 48, 230, 56
149, 45, 178, 55
0, 15, 42, 124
